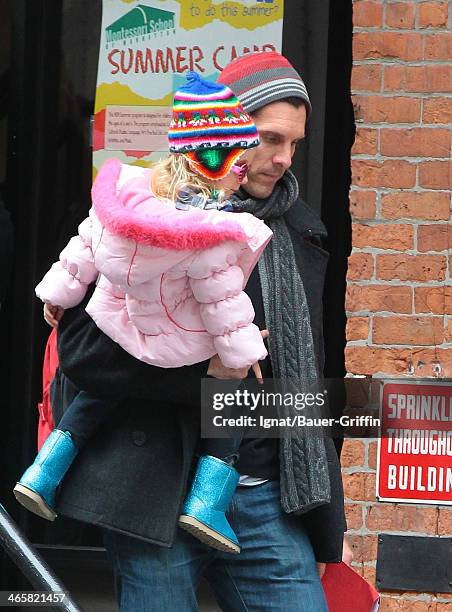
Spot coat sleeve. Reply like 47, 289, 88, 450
188, 249, 267, 369
35, 215, 99, 309
57, 284, 209, 403
299, 437, 346, 562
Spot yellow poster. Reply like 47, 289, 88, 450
93, 0, 284, 171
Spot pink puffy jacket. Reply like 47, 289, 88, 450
36, 159, 272, 368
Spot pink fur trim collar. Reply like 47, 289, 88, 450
91, 158, 248, 250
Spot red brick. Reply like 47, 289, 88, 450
365, 473, 377, 502
380, 599, 424, 612
346, 284, 412, 313
385, 65, 452, 93
419, 1, 448, 28
377, 598, 395, 612
376, 254, 447, 281
366, 503, 438, 534
353, 95, 421, 124
438, 508, 452, 535
352, 128, 378, 155
386, 3, 416, 29
341, 439, 366, 468
418, 224, 452, 252
347, 534, 378, 563
381, 192, 450, 221
415, 286, 452, 314
352, 64, 382, 92
345, 345, 452, 376
446, 319, 452, 342
352, 160, 416, 189
346, 316, 371, 341
345, 503, 363, 530
368, 441, 377, 470
353, 223, 414, 250
380, 599, 437, 612
349, 190, 377, 220
414, 347, 452, 376
347, 252, 374, 281
423, 97, 452, 124
425, 33, 452, 60
419, 161, 452, 189
344, 345, 400, 375
380, 128, 451, 158
353, 32, 423, 61
343, 471, 377, 502
408, 600, 438, 611
353, 1, 384, 27
373, 315, 444, 345
362, 566, 377, 587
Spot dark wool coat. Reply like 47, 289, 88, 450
0, 196, 14, 304
53, 199, 346, 563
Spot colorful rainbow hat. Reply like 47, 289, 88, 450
168, 72, 259, 180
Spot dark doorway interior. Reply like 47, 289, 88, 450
0, 0, 353, 594
0, 0, 103, 589
322, 2, 354, 381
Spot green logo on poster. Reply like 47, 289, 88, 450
106, 5, 176, 45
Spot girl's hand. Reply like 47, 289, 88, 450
207, 354, 249, 380
252, 362, 263, 385
207, 330, 269, 382
43, 303, 65, 328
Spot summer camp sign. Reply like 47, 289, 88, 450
377, 379, 452, 505
93, 0, 284, 172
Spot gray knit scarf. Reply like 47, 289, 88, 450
231, 171, 330, 514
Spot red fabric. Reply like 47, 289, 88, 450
322, 562, 380, 612
37, 329, 58, 451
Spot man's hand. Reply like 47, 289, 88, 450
342, 536, 353, 565
207, 330, 269, 381
44, 303, 65, 328
316, 538, 353, 580
207, 354, 249, 380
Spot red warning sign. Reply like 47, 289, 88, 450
377, 380, 452, 505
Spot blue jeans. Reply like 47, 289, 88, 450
103, 481, 327, 611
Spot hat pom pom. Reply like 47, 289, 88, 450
186, 71, 200, 85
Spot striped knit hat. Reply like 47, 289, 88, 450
218, 51, 311, 116
168, 72, 259, 180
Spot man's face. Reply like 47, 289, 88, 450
244, 101, 307, 199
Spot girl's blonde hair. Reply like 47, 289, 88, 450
150, 154, 217, 202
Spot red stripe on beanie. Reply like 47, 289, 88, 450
218, 50, 311, 116
219, 51, 294, 82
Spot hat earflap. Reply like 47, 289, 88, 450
183, 148, 245, 181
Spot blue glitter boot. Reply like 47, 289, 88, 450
13, 430, 78, 521
178, 455, 240, 554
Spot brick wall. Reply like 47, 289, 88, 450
346, 1, 452, 609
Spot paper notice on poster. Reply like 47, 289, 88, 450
105, 106, 173, 152
93, 0, 284, 172
377, 380, 452, 505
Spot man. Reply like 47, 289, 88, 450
53, 52, 346, 611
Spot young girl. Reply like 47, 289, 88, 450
14, 73, 272, 555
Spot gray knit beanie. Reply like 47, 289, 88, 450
218, 50, 311, 116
